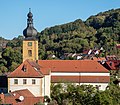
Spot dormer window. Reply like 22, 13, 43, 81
22, 65, 27, 72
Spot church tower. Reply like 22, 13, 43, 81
23, 9, 38, 62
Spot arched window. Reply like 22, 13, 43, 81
28, 50, 32, 57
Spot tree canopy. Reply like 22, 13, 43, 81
50, 83, 120, 105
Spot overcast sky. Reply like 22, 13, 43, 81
0, 0, 119, 39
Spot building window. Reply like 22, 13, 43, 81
96, 85, 101, 90
32, 79, 36, 84
22, 65, 27, 72
14, 79, 18, 84
28, 42, 32, 46
23, 79, 27, 84
110, 61, 112, 66
28, 50, 32, 57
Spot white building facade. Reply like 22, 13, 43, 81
7, 60, 51, 97
8, 77, 44, 97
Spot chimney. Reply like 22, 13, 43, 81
36, 60, 38, 64
0, 92, 5, 103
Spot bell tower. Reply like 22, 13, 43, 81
23, 9, 38, 62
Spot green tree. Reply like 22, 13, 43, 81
0, 66, 8, 73
1, 47, 22, 71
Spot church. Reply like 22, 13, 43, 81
0, 10, 110, 105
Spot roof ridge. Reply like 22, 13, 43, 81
38, 60, 109, 73
27, 60, 44, 77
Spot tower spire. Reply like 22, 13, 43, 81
29, 8, 31, 12
23, 8, 37, 39
23, 9, 38, 62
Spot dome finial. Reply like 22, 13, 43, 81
27, 8, 33, 18
29, 8, 31, 12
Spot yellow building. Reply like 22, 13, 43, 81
23, 9, 38, 62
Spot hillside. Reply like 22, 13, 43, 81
0, 8, 120, 71
38, 19, 96, 59
38, 8, 120, 59
0, 37, 9, 52
86, 8, 120, 55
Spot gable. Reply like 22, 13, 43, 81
8, 60, 44, 78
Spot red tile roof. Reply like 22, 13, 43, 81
40, 67, 51, 75
0, 89, 44, 105
92, 57, 106, 61
51, 76, 110, 83
11, 89, 35, 97
8, 60, 44, 78
116, 44, 120, 48
105, 61, 116, 70
8, 60, 109, 78
38, 60, 109, 73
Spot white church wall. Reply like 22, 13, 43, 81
44, 75, 51, 98
51, 72, 109, 76
9, 78, 42, 97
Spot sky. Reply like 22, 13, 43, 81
0, 0, 120, 39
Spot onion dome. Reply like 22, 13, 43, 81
27, 11, 33, 18
23, 8, 37, 40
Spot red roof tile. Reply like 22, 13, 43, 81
105, 61, 116, 70
1, 89, 44, 105
11, 89, 35, 97
4, 97, 43, 105
51, 76, 110, 83
116, 44, 120, 48
92, 57, 106, 61
38, 60, 109, 73
8, 60, 44, 78
8, 60, 109, 77
40, 67, 51, 75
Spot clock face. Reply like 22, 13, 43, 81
28, 42, 32, 46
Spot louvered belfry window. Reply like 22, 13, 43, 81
28, 50, 32, 57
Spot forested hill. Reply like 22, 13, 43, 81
86, 8, 120, 29
38, 19, 96, 59
38, 8, 120, 59
85, 8, 120, 55
0, 37, 8, 52
0, 8, 120, 72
